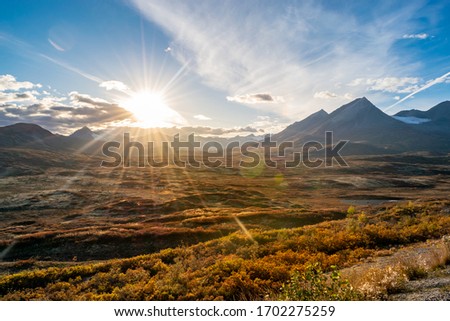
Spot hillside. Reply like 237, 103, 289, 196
1, 200, 449, 300
274, 98, 450, 154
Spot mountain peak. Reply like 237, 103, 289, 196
70, 126, 95, 140
2, 123, 53, 137
0, 123, 55, 148
349, 97, 375, 108
330, 97, 378, 119
315, 109, 328, 116
79, 126, 92, 133
272, 107, 329, 141
427, 101, 450, 120
395, 101, 450, 121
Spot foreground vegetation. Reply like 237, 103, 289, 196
1, 201, 449, 300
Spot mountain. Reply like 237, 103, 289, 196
0, 123, 56, 148
395, 101, 450, 121
394, 101, 450, 135
0, 123, 104, 153
318, 97, 420, 146
274, 109, 329, 142
69, 126, 96, 140
274, 97, 450, 154
1, 98, 449, 157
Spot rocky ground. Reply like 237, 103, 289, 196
389, 265, 450, 300
341, 237, 450, 300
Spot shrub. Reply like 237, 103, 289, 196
279, 263, 360, 301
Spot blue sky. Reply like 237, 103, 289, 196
0, 0, 449, 134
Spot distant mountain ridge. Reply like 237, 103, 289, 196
395, 101, 450, 121
0, 97, 449, 155
0, 123, 56, 149
273, 97, 450, 154
69, 126, 97, 140
393, 101, 450, 135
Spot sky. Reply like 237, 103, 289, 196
0, 0, 449, 135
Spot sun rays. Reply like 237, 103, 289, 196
119, 91, 185, 128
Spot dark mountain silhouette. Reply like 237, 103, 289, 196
274, 97, 450, 154
0, 123, 104, 153
394, 101, 450, 135
395, 101, 450, 121
274, 109, 329, 142
0, 97, 449, 157
0, 123, 56, 148
69, 126, 96, 140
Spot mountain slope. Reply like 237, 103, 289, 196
0, 123, 106, 155
0, 123, 56, 148
395, 101, 450, 121
274, 109, 329, 141
394, 101, 450, 135
275, 98, 450, 154
69, 126, 96, 140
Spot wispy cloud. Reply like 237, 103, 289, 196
1, 31, 105, 87
349, 77, 421, 93
38, 54, 103, 84
227, 93, 284, 104
402, 33, 429, 39
193, 114, 211, 121
130, 0, 425, 118
385, 71, 450, 111
48, 38, 65, 51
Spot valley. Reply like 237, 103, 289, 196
0, 150, 449, 300
0, 97, 449, 300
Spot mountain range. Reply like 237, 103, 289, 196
273, 97, 450, 154
0, 97, 449, 157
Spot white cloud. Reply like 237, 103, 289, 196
347, 78, 364, 87
402, 33, 429, 39
349, 77, 420, 93
0, 72, 134, 132
99, 80, 130, 93
314, 91, 337, 99
369, 77, 420, 93
69, 91, 117, 108
247, 115, 289, 134
0, 74, 39, 91
343, 93, 354, 100
227, 93, 284, 104
0, 91, 38, 103
193, 114, 211, 120
393, 116, 431, 124
314, 91, 353, 100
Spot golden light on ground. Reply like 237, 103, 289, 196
120, 91, 185, 128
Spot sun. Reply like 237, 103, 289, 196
120, 91, 185, 128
